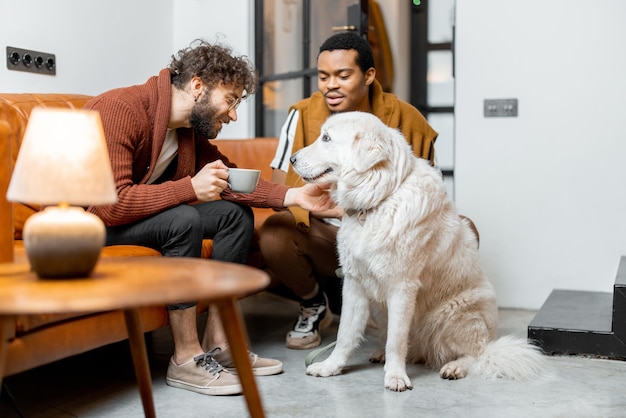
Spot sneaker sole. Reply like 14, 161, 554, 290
286, 334, 322, 350
166, 377, 242, 396
227, 362, 284, 376
286, 306, 334, 350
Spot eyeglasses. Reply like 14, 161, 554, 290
226, 96, 242, 112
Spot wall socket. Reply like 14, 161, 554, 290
484, 98, 518, 117
6, 46, 56, 76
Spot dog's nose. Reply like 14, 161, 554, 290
290, 154, 297, 165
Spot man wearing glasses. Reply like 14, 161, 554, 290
84, 39, 334, 396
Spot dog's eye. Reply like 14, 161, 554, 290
322, 133, 331, 142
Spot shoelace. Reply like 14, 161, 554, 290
214, 347, 258, 368
193, 348, 226, 377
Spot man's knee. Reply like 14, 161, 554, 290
162, 205, 203, 256
233, 204, 254, 233
207, 202, 255, 263
218, 203, 254, 244
261, 210, 298, 232
168, 205, 203, 237
259, 211, 298, 253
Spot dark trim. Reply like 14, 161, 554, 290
410, 0, 457, 187
358, 0, 369, 38
254, 0, 264, 135
452, 24, 456, 78
426, 106, 454, 114
303, 0, 312, 97
260, 68, 318, 83
411, 1, 456, 119
410, 1, 428, 113
428, 42, 452, 51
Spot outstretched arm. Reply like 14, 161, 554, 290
284, 183, 335, 213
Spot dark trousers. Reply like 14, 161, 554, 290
105, 200, 254, 308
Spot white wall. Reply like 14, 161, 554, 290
455, 0, 626, 308
172, 0, 254, 137
0, 0, 253, 137
0, 0, 173, 95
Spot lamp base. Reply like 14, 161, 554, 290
23, 206, 106, 278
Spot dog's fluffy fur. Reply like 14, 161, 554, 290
290, 112, 545, 392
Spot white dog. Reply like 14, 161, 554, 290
290, 112, 545, 392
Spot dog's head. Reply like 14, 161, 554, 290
290, 112, 394, 184
290, 112, 412, 209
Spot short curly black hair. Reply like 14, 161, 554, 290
318, 32, 375, 74
169, 39, 258, 97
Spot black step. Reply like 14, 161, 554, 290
527, 256, 626, 360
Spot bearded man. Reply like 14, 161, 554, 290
84, 39, 334, 396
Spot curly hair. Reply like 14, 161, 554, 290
318, 32, 375, 74
169, 39, 258, 97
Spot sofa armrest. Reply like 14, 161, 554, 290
0, 121, 14, 262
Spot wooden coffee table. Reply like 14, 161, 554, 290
0, 256, 270, 418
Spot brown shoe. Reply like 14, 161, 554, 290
166, 349, 242, 396
213, 346, 283, 376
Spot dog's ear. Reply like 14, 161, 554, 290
352, 129, 387, 173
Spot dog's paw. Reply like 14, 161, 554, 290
439, 360, 468, 380
369, 349, 386, 364
384, 373, 413, 392
306, 360, 343, 377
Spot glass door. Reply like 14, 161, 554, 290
254, 0, 368, 137
411, 0, 456, 198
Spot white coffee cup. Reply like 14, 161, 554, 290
227, 168, 261, 193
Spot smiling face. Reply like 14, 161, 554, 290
189, 82, 243, 138
317, 49, 376, 113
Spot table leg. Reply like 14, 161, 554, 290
124, 308, 156, 418
216, 298, 265, 418
0, 317, 11, 389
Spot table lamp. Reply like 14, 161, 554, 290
6, 108, 117, 278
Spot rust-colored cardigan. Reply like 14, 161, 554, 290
84, 69, 289, 227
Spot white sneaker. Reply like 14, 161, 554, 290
286, 293, 333, 350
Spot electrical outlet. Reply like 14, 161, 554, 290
484, 98, 518, 117
6, 46, 56, 76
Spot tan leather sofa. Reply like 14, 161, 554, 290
0, 93, 278, 377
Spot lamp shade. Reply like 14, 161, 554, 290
7, 107, 117, 206
6, 108, 117, 278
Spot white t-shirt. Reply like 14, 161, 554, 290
147, 128, 178, 184
271, 109, 299, 172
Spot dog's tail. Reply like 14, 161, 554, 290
469, 335, 547, 381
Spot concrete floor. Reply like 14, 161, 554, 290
2, 291, 626, 418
